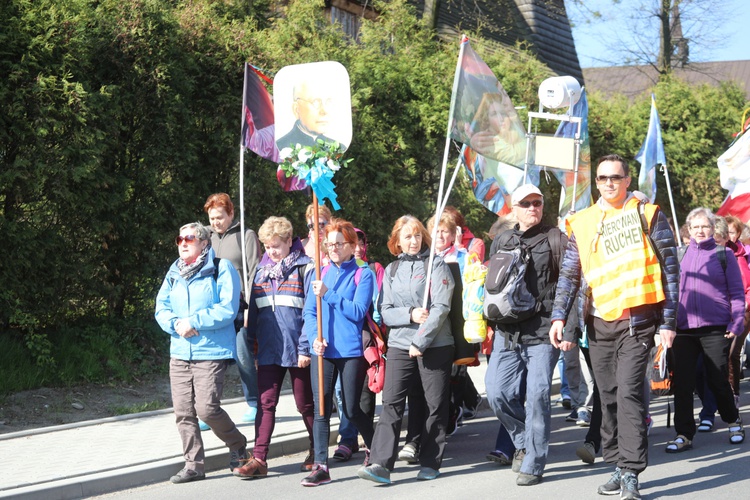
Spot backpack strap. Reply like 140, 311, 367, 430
213, 257, 221, 282
677, 245, 688, 262
638, 200, 667, 273
389, 259, 400, 280
716, 244, 727, 272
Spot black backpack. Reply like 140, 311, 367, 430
483, 227, 564, 324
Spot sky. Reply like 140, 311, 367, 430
569, 0, 750, 68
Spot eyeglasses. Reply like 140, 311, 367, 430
307, 221, 328, 230
595, 175, 627, 184
515, 200, 543, 208
296, 97, 334, 111
326, 242, 349, 250
175, 235, 199, 245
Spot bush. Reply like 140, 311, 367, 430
0, 319, 169, 395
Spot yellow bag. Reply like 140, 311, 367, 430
462, 255, 488, 344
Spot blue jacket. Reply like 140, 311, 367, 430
552, 204, 679, 341
303, 256, 375, 358
248, 241, 313, 367
155, 248, 241, 360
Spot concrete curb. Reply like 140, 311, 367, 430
0, 424, 321, 500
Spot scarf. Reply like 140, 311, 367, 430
177, 243, 211, 282
257, 249, 302, 283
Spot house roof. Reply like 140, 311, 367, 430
582, 60, 750, 100
422, 0, 582, 80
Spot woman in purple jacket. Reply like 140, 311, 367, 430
667, 208, 745, 453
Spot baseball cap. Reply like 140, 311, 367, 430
511, 184, 543, 206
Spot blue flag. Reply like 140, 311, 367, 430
635, 94, 666, 203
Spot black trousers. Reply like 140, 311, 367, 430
672, 329, 738, 439
581, 346, 603, 451
588, 317, 654, 474
369, 345, 453, 470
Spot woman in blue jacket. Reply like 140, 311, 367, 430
155, 222, 247, 484
233, 216, 315, 479
301, 218, 375, 486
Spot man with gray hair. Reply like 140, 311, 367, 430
484, 184, 567, 486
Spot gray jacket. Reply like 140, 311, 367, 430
209, 220, 261, 295
379, 250, 454, 352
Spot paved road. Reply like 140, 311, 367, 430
92, 395, 750, 500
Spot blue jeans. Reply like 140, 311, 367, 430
557, 351, 570, 399
235, 327, 258, 407
335, 376, 359, 446
310, 355, 373, 465
696, 353, 718, 423
486, 339, 559, 476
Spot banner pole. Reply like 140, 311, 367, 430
239, 64, 250, 308
312, 195, 325, 415
424, 35, 467, 309
662, 163, 682, 247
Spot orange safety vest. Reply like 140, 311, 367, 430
566, 197, 664, 321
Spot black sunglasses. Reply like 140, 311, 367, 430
515, 200, 543, 208
595, 175, 627, 184
307, 221, 328, 230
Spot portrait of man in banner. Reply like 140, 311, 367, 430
274, 61, 352, 152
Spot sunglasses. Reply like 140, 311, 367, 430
307, 221, 328, 230
595, 175, 627, 184
515, 200, 543, 208
175, 235, 199, 245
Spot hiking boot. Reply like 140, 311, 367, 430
561, 396, 572, 409
398, 442, 419, 464
576, 441, 597, 464
486, 450, 512, 466
620, 471, 641, 499
565, 409, 579, 422
516, 472, 542, 486
301, 464, 331, 487
233, 457, 268, 479
300, 448, 314, 472
597, 467, 622, 495
357, 463, 391, 484
170, 467, 205, 484
229, 443, 248, 472
512, 448, 526, 473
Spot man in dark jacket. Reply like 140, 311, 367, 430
484, 184, 567, 487
549, 154, 679, 500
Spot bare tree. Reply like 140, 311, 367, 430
567, 0, 733, 72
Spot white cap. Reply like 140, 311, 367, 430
511, 184, 543, 206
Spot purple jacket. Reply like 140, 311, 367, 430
677, 237, 745, 334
